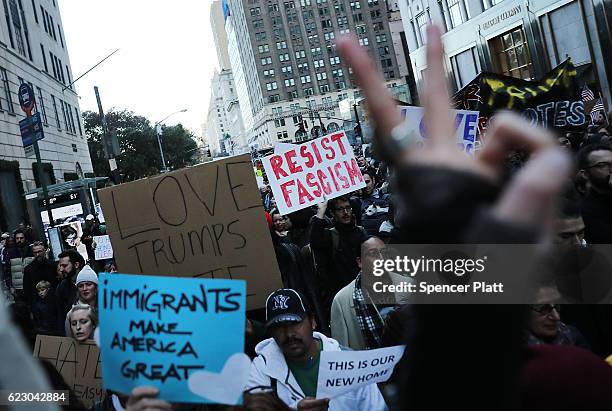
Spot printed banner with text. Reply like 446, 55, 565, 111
453, 59, 586, 141
317, 345, 405, 399
262, 131, 365, 214
97, 154, 282, 309
99, 273, 250, 404
398, 106, 480, 153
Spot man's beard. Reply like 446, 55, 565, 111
590, 175, 612, 195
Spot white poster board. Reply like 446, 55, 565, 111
399, 106, 480, 153
262, 131, 365, 215
93, 235, 113, 260
316, 345, 405, 399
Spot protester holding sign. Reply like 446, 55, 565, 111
310, 200, 367, 330
246, 288, 386, 410
66, 304, 98, 342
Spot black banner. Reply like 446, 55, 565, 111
453, 59, 586, 140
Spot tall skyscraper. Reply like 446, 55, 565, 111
211, 0, 232, 70
224, 0, 406, 149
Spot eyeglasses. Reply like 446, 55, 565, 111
531, 304, 561, 316
587, 161, 612, 173
335, 206, 352, 213
364, 248, 389, 259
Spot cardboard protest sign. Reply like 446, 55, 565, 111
34, 335, 103, 408
262, 131, 365, 215
94, 235, 114, 260
99, 273, 250, 405
316, 345, 405, 399
97, 154, 281, 309
398, 106, 480, 153
452, 59, 585, 141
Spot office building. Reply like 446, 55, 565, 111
399, 0, 611, 105
0, 0, 92, 231
224, 0, 407, 149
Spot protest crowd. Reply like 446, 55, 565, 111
2, 25, 612, 411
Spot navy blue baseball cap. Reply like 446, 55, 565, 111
265, 289, 309, 328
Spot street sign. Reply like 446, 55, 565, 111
24, 145, 35, 158
19, 112, 44, 146
18, 83, 36, 116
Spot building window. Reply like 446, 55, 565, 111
261, 57, 272, 65
447, 0, 464, 28
311, 47, 322, 55
334, 4, 345, 13
319, 7, 329, 15
269, 94, 281, 102
368, 0, 379, 5
314, 59, 325, 68
264, 69, 275, 77
0, 67, 12, 112
337, 16, 348, 26
353, 13, 363, 22
268, 3, 279, 12
75, 108, 82, 135
276, 41, 287, 49
279, 53, 290, 62
284, 1, 295, 8
266, 81, 278, 91
416, 12, 429, 45
60, 99, 68, 130
58, 24, 64, 47
350, 1, 361, 9
253, 19, 264, 28
256, 32, 267, 41
490, 27, 534, 80
324, 32, 335, 41
359, 37, 369, 46
373, 21, 384, 30
332, 68, 344, 77
330, 56, 340, 65
36, 86, 47, 123
320, 84, 330, 93
376, 34, 386, 43
356, 25, 366, 34
298, 62, 309, 71
370, 9, 381, 18
304, 87, 314, 96
285, 78, 296, 86
250, 7, 261, 16
321, 19, 332, 28
316, 72, 327, 80
51, 94, 60, 129
378, 46, 390, 56
40, 43, 48, 71
303, 10, 313, 19
271, 16, 282, 25
289, 90, 299, 98
258, 44, 270, 53
300, 75, 311, 84
300, 0, 311, 5
295, 50, 306, 58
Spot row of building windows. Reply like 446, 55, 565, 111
0, 65, 82, 136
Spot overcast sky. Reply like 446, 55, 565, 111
59, 0, 219, 138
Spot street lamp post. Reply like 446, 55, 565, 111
154, 109, 187, 172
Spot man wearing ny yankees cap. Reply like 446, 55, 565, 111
245, 288, 387, 410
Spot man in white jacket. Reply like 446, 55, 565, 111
246, 288, 387, 411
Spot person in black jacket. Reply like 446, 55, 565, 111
310, 196, 367, 328
22, 241, 57, 308
55, 249, 85, 335
577, 144, 612, 244
31, 280, 60, 336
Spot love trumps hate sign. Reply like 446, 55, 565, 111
97, 154, 282, 309
99, 273, 250, 405
262, 131, 366, 215
316, 345, 405, 399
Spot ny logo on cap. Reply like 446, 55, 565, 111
273, 294, 290, 310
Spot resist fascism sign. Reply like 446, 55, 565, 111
262, 131, 365, 214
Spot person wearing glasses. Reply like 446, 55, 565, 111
310, 197, 368, 332
577, 144, 612, 243
330, 237, 410, 351
527, 300, 590, 350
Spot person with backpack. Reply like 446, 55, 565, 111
310, 197, 367, 330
